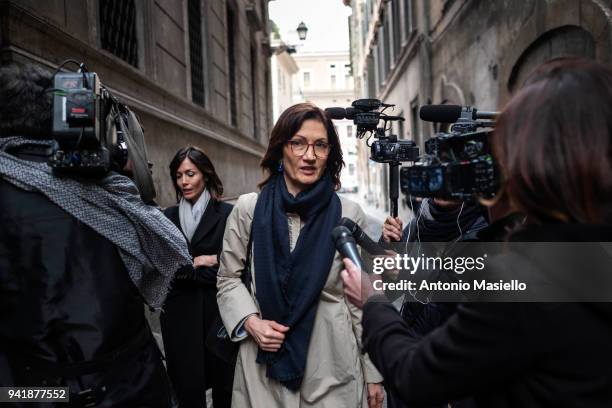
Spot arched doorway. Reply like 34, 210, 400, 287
508, 25, 596, 92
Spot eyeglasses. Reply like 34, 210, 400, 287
287, 139, 332, 158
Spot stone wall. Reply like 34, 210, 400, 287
0, 0, 273, 206
348, 0, 612, 214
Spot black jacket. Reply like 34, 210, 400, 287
363, 224, 612, 408
160, 200, 233, 408
0, 157, 171, 407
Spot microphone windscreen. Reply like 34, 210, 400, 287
325, 107, 347, 120
345, 107, 358, 119
419, 104, 462, 123
331, 225, 352, 244
340, 217, 358, 233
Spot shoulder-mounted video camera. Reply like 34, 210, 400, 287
400, 105, 499, 200
49, 62, 128, 176
326, 99, 419, 164
44, 60, 156, 202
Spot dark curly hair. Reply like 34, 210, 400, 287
0, 63, 54, 139
259, 102, 344, 189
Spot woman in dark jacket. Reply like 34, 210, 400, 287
342, 58, 612, 407
161, 146, 233, 408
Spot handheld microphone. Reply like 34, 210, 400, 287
331, 226, 364, 271
419, 104, 499, 123
339, 218, 387, 256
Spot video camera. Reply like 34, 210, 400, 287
400, 105, 499, 200
49, 61, 129, 176
326, 99, 419, 164
326, 99, 419, 217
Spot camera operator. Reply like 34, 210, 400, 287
382, 198, 488, 244
381, 199, 488, 408
341, 58, 612, 407
0, 63, 192, 406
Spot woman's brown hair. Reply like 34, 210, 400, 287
493, 57, 612, 224
169, 146, 223, 202
259, 102, 344, 189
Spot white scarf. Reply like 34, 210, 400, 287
179, 188, 211, 242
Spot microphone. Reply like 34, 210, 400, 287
339, 218, 387, 256
325, 107, 347, 120
332, 226, 365, 271
324, 107, 358, 120
345, 107, 358, 119
419, 104, 499, 123
419, 105, 461, 123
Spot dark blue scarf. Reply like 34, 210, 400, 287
252, 173, 341, 390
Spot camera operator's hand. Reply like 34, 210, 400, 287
341, 258, 384, 309
382, 216, 403, 242
194, 255, 218, 268
244, 315, 289, 352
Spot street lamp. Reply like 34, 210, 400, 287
269, 22, 308, 55
296, 21, 308, 41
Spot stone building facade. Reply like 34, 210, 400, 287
0, 0, 274, 206
347, 0, 612, 219
270, 37, 299, 123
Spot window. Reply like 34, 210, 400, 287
361, 2, 369, 47
383, 13, 391, 76
392, 0, 401, 62
226, 5, 238, 126
347, 125, 353, 137
303, 71, 311, 88
99, 0, 139, 67
377, 32, 384, 87
366, 54, 376, 97
188, 0, 204, 106
250, 44, 258, 139
331, 74, 336, 88
349, 163, 355, 175
410, 98, 420, 146
403, 0, 417, 41
344, 63, 352, 89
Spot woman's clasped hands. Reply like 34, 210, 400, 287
244, 315, 290, 352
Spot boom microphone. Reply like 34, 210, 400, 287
325, 107, 358, 120
419, 105, 499, 123
325, 107, 347, 120
419, 105, 462, 123
331, 226, 364, 270
339, 218, 387, 256
345, 107, 357, 119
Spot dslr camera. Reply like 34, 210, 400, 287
49, 62, 130, 176
400, 105, 499, 200
326, 99, 419, 164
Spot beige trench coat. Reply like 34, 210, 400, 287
217, 192, 383, 408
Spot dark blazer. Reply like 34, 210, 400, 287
362, 224, 612, 408
160, 199, 233, 408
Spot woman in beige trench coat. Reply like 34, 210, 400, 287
217, 103, 384, 408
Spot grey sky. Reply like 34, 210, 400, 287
268, 0, 352, 53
